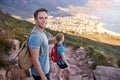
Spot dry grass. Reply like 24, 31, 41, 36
77, 33, 120, 46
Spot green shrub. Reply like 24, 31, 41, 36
0, 30, 13, 68
0, 53, 6, 68
85, 45, 95, 57
117, 58, 120, 68
91, 50, 108, 69
106, 51, 116, 67
13, 34, 25, 45
0, 31, 13, 52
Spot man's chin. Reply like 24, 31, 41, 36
39, 26, 46, 29
42, 26, 46, 29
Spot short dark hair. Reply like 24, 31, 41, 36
34, 8, 48, 19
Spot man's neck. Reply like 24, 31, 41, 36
36, 25, 44, 32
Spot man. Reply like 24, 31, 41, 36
28, 8, 50, 80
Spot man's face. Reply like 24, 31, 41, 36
35, 11, 48, 29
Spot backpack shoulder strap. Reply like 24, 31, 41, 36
55, 43, 62, 47
55, 43, 62, 59
15, 31, 44, 59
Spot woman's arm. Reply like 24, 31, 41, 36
61, 53, 69, 65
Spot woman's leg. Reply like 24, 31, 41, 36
64, 67, 71, 80
56, 67, 62, 80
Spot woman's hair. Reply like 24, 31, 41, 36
55, 33, 64, 41
52, 33, 64, 44
53, 37, 57, 44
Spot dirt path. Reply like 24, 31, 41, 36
49, 44, 94, 80
0, 44, 93, 80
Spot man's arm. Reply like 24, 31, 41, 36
30, 48, 47, 80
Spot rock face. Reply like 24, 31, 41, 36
12, 39, 20, 50
7, 39, 20, 50
0, 68, 6, 80
5, 39, 20, 61
93, 66, 120, 80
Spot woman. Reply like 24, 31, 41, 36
53, 33, 71, 80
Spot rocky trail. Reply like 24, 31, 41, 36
49, 44, 94, 80
1, 42, 120, 80
0, 43, 94, 80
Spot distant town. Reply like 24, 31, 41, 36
47, 14, 102, 35
15, 13, 104, 35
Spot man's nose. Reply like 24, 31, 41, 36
43, 18, 46, 22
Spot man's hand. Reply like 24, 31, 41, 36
41, 75, 47, 80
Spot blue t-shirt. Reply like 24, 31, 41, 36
28, 27, 50, 76
56, 42, 66, 65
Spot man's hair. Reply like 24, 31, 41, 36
34, 8, 48, 19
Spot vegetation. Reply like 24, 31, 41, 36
85, 45, 117, 69
46, 29, 119, 69
85, 45, 95, 57
91, 50, 108, 69
0, 29, 13, 67
117, 58, 120, 68
0, 11, 33, 67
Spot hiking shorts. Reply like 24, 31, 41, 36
57, 63, 68, 69
32, 72, 50, 80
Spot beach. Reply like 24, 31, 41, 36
97, 23, 120, 36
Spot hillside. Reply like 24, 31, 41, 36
0, 9, 120, 80
0, 11, 34, 67
0, 8, 120, 63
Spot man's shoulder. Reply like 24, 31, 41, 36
30, 33, 39, 39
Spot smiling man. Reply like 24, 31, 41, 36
28, 8, 50, 80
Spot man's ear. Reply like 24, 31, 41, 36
34, 18, 36, 23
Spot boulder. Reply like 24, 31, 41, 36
76, 47, 86, 54
0, 68, 7, 80
12, 39, 20, 50
6, 65, 31, 79
71, 75, 82, 80
93, 66, 120, 80
7, 39, 20, 50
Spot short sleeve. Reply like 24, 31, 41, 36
58, 46, 65, 54
28, 34, 41, 48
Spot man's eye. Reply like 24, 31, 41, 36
45, 17, 48, 19
39, 17, 48, 20
39, 17, 43, 19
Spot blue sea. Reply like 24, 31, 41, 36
93, 0, 120, 35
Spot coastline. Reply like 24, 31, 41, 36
12, 11, 120, 37
97, 23, 120, 36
